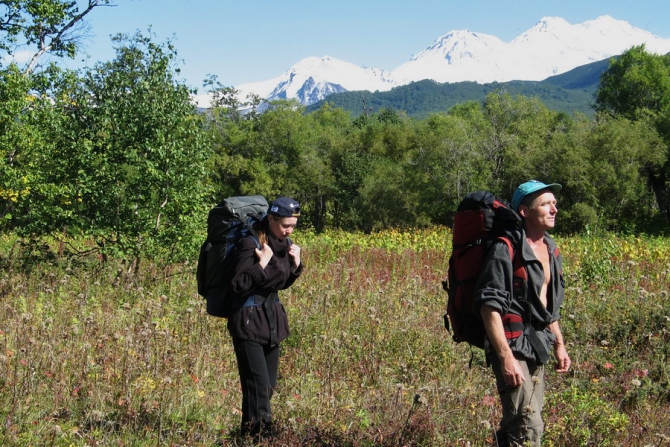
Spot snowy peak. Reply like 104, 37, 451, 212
505, 15, 670, 80
235, 55, 396, 106
392, 30, 509, 83
531, 16, 573, 34
413, 30, 506, 62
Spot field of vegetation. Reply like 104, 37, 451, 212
1, 228, 669, 446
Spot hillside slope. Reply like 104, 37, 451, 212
305, 58, 610, 118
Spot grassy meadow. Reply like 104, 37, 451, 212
0, 228, 669, 446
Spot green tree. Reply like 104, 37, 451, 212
354, 110, 428, 230
1, 0, 120, 231
205, 93, 339, 231
409, 105, 491, 225
582, 116, 665, 231
0, 0, 117, 74
13, 32, 210, 266
595, 45, 670, 219
0, 64, 37, 227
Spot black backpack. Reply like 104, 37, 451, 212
197, 195, 268, 317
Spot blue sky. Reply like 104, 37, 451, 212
72, 0, 669, 91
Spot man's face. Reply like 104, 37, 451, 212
520, 191, 558, 231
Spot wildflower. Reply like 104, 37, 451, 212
603, 362, 614, 369
531, 376, 540, 384
631, 379, 642, 387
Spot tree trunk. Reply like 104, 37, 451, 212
648, 171, 670, 218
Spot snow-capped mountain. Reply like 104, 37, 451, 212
234, 56, 396, 104
391, 30, 517, 84
224, 16, 670, 107
393, 15, 670, 84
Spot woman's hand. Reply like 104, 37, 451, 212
255, 243, 274, 269
288, 243, 301, 268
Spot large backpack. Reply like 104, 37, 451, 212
197, 195, 268, 317
442, 191, 525, 349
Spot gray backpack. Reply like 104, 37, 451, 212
196, 196, 268, 317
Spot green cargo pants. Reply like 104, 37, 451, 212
491, 357, 545, 447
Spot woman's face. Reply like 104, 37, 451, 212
268, 215, 298, 241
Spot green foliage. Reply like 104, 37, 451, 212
6, 32, 210, 263
0, 0, 115, 73
544, 388, 629, 446
0, 64, 35, 227
595, 45, 670, 220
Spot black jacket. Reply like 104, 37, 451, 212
226, 233, 303, 345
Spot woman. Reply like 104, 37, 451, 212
227, 196, 303, 439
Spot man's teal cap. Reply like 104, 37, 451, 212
511, 180, 562, 212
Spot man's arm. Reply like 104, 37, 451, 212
548, 320, 571, 373
481, 305, 525, 387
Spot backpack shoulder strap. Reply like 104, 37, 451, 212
497, 236, 527, 283
240, 218, 262, 250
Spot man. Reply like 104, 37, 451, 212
475, 180, 571, 446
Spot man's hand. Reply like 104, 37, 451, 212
549, 321, 571, 373
500, 352, 525, 387
554, 342, 571, 373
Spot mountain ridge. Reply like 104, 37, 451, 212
206, 15, 670, 109
304, 58, 611, 119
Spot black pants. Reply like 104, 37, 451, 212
232, 337, 280, 436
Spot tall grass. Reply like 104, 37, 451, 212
0, 229, 668, 446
